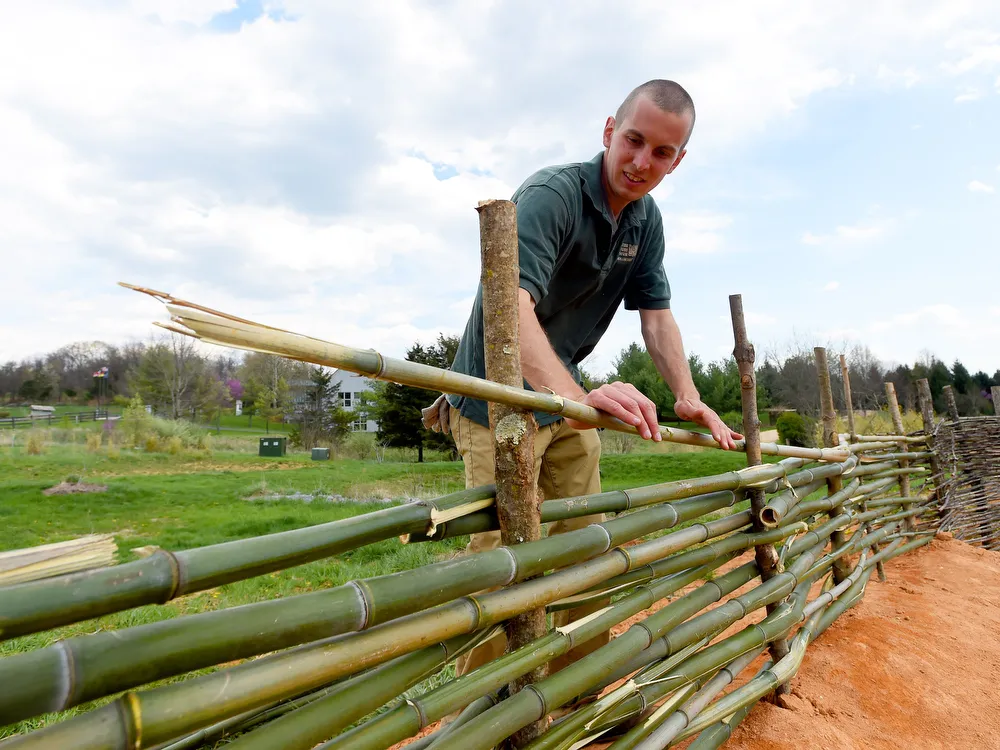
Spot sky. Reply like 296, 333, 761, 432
1, 1, 999, 379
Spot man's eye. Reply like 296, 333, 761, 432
627, 136, 641, 145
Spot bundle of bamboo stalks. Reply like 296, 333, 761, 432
0, 534, 116, 587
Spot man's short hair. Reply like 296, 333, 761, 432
615, 79, 696, 142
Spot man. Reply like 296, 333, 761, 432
423, 79, 742, 679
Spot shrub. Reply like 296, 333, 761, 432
720, 411, 744, 435
26, 430, 45, 455
144, 436, 161, 453
65, 474, 81, 485
0, 410, 10, 418
166, 436, 184, 454
600, 429, 637, 455
86, 432, 102, 452
776, 412, 817, 448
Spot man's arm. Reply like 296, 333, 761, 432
639, 307, 742, 450
519, 289, 662, 440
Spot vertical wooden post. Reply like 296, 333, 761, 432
916, 378, 944, 508
943, 385, 960, 422
839, 354, 857, 442
730, 295, 790, 690
477, 198, 546, 746
991, 386, 1000, 416
885, 383, 915, 534
815, 347, 852, 584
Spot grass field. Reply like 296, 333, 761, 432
0, 423, 758, 740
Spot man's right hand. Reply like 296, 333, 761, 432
564, 381, 662, 441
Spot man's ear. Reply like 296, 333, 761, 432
602, 116, 616, 149
666, 149, 688, 174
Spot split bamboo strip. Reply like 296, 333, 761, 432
0, 484, 495, 641
120, 283, 851, 461
478, 198, 547, 747
0, 535, 116, 587
0, 487, 746, 727
853, 435, 927, 443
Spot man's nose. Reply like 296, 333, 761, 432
633, 148, 651, 171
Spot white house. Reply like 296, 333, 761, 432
331, 370, 379, 433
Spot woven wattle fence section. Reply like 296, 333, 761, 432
936, 416, 1000, 551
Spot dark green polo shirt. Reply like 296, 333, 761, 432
448, 151, 672, 428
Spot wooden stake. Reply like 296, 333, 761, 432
885, 383, 915, 535
992, 386, 1000, 416
814, 347, 851, 584
839, 355, 857, 442
916, 378, 944, 509
729, 295, 790, 692
477, 198, 547, 746
943, 385, 960, 422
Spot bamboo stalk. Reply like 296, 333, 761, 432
0, 487, 739, 727
119, 283, 851, 462
0, 485, 495, 642
478, 198, 548, 747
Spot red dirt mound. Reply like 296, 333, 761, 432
705, 534, 1000, 750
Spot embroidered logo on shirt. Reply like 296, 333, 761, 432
618, 243, 639, 262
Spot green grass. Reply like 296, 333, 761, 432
0, 430, 766, 741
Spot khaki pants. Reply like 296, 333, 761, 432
451, 411, 611, 678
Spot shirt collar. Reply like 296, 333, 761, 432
580, 152, 647, 229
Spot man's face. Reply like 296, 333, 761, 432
601, 95, 691, 214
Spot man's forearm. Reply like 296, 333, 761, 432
641, 308, 699, 401
517, 289, 588, 401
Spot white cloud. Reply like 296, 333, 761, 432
663, 211, 733, 254
802, 218, 893, 246
968, 180, 996, 193
943, 30, 1000, 74
954, 87, 984, 102
876, 64, 921, 88
824, 281, 840, 291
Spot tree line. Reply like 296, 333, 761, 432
2, 334, 997, 460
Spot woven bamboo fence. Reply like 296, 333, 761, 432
0, 197, 994, 747
935, 416, 1000, 551
2, 298, 964, 750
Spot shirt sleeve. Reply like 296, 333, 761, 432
623, 206, 671, 310
513, 185, 573, 304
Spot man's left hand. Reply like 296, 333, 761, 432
674, 398, 743, 451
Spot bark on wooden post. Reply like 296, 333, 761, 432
992, 386, 1000, 416
839, 355, 857, 442
916, 378, 944, 508
885, 382, 915, 534
730, 295, 790, 689
477, 198, 547, 746
943, 385, 960, 422
814, 347, 852, 584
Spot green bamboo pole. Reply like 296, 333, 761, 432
423, 548, 823, 750
120, 283, 851, 462
0, 484, 495, 642
3, 504, 779, 746
323, 562, 739, 750
0, 488, 741, 727
219, 628, 495, 750
685, 696, 759, 750
854, 435, 926, 443
758, 477, 835, 528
